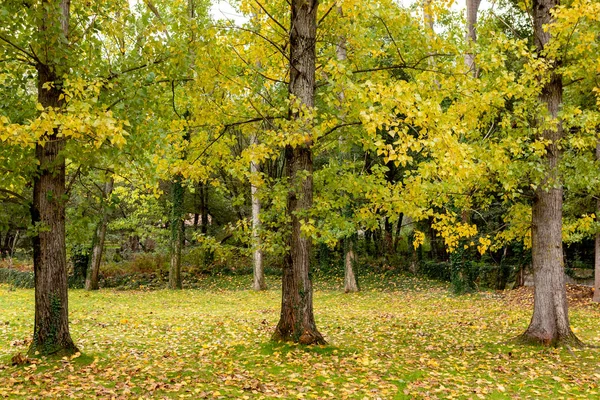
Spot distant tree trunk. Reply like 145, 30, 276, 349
199, 183, 208, 234
336, 5, 358, 292
251, 133, 266, 291
594, 140, 600, 303
273, 0, 325, 345
85, 177, 114, 291
465, 0, 481, 75
168, 176, 185, 289
29, 0, 78, 357
383, 217, 394, 256
344, 239, 359, 293
519, 0, 580, 346
393, 213, 404, 251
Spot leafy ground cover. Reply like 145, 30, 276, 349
1, 274, 600, 399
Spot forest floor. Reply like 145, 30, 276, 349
1, 274, 600, 399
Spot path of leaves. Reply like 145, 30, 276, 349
1, 276, 599, 399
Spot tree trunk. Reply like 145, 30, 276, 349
593, 140, 600, 303
85, 178, 114, 291
28, 0, 77, 357
273, 0, 325, 345
168, 176, 185, 289
344, 239, 359, 293
519, 0, 580, 346
199, 183, 208, 234
250, 134, 266, 291
393, 213, 404, 251
465, 0, 481, 74
383, 217, 394, 256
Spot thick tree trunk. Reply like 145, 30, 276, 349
344, 239, 359, 293
273, 0, 325, 345
85, 178, 114, 291
168, 176, 185, 289
520, 0, 580, 346
28, 0, 77, 357
465, 0, 481, 74
594, 140, 600, 303
250, 134, 266, 291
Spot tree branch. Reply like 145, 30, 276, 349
317, 1, 338, 27
0, 188, 28, 204
0, 34, 36, 62
191, 116, 284, 165
320, 121, 362, 139
253, 0, 288, 33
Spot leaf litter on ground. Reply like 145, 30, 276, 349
1, 273, 599, 399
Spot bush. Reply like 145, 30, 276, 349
0, 268, 34, 288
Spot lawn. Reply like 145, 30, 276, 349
1, 274, 600, 399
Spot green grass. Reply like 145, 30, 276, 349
1, 274, 600, 399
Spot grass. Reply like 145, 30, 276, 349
1, 273, 600, 399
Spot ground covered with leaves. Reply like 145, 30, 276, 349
1, 274, 600, 399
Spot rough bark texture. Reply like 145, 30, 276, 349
273, 0, 325, 345
251, 134, 266, 291
594, 140, 600, 303
465, 0, 481, 74
344, 239, 359, 293
168, 177, 185, 289
29, 0, 78, 357
519, 0, 580, 346
85, 178, 114, 291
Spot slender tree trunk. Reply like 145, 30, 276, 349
85, 178, 114, 291
199, 183, 208, 234
465, 0, 481, 75
273, 0, 325, 345
29, 0, 78, 357
519, 0, 580, 346
393, 213, 404, 251
383, 217, 394, 256
593, 140, 600, 303
168, 176, 185, 289
251, 134, 266, 290
344, 239, 359, 293
336, 6, 359, 292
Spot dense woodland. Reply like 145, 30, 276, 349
0, 0, 600, 362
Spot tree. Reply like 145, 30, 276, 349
85, 177, 114, 291
465, 0, 482, 74
273, 0, 325, 345
250, 132, 266, 291
30, 0, 78, 356
518, 0, 580, 345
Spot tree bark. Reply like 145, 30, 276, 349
519, 0, 580, 346
251, 134, 266, 291
85, 178, 114, 291
29, 0, 78, 357
344, 239, 359, 293
594, 140, 600, 303
273, 0, 325, 345
168, 176, 185, 289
